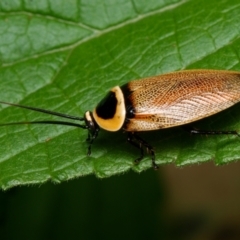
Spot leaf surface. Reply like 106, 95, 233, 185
0, 0, 240, 189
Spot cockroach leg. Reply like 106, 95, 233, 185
86, 132, 91, 142
127, 132, 158, 169
182, 125, 240, 137
87, 128, 99, 156
127, 133, 144, 163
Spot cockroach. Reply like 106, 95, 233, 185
0, 69, 240, 169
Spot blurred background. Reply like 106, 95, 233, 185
1, 162, 240, 240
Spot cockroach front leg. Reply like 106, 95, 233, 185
86, 128, 99, 156
127, 132, 158, 169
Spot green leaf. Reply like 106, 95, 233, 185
0, 0, 240, 189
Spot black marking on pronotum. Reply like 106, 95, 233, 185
95, 91, 117, 119
1, 69, 240, 169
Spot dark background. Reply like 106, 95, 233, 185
1, 162, 240, 240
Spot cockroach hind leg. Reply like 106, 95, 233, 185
127, 132, 159, 169
150, 149, 158, 170
145, 145, 158, 169
182, 125, 240, 137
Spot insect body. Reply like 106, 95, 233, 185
1, 69, 240, 169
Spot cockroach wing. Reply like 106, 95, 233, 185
124, 70, 240, 131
